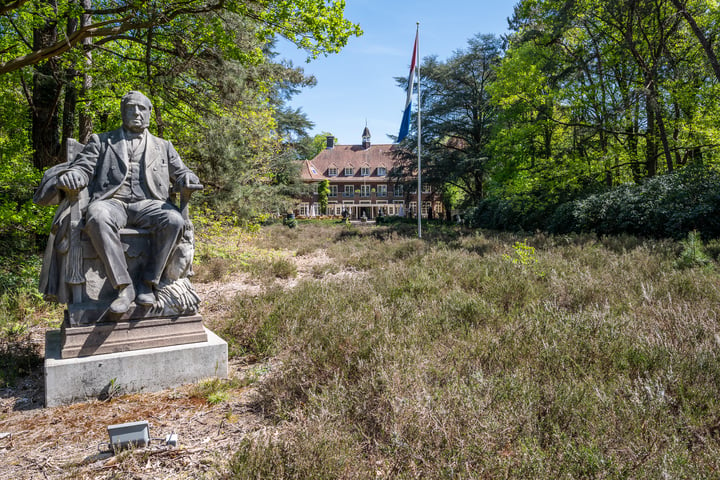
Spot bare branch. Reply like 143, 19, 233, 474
0, 0, 29, 15
0, 1, 228, 74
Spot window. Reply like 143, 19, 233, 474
377, 166, 387, 176
360, 185, 371, 197
376, 184, 387, 197
422, 184, 432, 194
361, 166, 370, 176
328, 167, 338, 176
344, 185, 354, 197
394, 184, 403, 197
344, 167, 353, 176
329, 185, 338, 197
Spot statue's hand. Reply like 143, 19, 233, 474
57, 171, 87, 192
184, 173, 201, 187
178, 174, 203, 195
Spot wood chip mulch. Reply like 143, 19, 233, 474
0, 359, 271, 480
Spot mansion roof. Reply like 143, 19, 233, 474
300, 143, 398, 183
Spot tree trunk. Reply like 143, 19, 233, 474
671, 0, 720, 83
61, 77, 77, 155
648, 81, 673, 173
31, 3, 61, 170
78, 0, 93, 143
61, 11, 79, 155
645, 95, 657, 178
672, 101, 683, 166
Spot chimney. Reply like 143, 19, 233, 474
326, 135, 335, 149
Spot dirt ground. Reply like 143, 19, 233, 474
0, 250, 341, 479
0, 358, 268, 479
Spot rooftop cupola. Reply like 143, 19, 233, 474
362, 126, 371, 149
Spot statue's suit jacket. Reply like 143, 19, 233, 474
68, 127, 193, 202
36, 128, 194, 302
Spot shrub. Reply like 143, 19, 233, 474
547, 165, 720, 238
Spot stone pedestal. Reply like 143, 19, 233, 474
44, 328, 228, 407
60, 314, 207, 359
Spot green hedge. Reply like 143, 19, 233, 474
467, 165, 720, 239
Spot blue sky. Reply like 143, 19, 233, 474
277, 1, 518, 146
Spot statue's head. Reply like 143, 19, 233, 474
121, 91, 152, 133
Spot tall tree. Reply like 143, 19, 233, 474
1, 0, 361, 166
394, 34, 504, 205
495, 0, 718, 195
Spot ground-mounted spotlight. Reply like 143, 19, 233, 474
104, 421, 178, 453
107, 420, 150, 450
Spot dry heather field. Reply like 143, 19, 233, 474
2, 219, 720, 479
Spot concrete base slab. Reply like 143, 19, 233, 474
45, 327, 227, 407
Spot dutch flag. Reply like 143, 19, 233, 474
397, 30, 418, 143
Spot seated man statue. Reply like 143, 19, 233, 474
56, 91, 201, 314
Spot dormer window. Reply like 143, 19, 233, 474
377, 166, 387, 176
344, 166, 353, 176
328, 167, 338, 176
361, 166, 370, 176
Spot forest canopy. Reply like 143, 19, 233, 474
0, 0, 360, 246
5, 0, 720, 250
393, 0, 720, 236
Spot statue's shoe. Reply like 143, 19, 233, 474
136, 283, 156, 306
109, 284, 136, 314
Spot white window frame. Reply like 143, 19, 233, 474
361, 166, 370, 176
328, 167, 338, 176
360, 185, 371, 197
344, 185, 354, 197
344, 166, 354, 176
329, 185, 338, 197
376, 184, 387, 197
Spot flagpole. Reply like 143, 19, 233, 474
416, 22, 422, 239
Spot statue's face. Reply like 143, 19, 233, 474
121, 95, 152, 133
